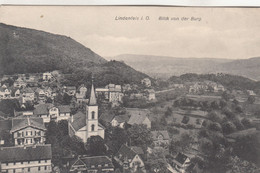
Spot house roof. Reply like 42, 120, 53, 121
100, 113, 115, 123
130, 146, 144, 155
151, 130, 170, 141
174, 153, 189, 166
22, 87, 34, 93
0, 144, 52, 163
116, 144, 139, 161
127, 109, 150, 125
71, 111, 86, 131
57, 105, 71, 113
114, 114, 130, 123
71, 156, 114, 171
10, 117, 46, 133
33, 103, 54, 115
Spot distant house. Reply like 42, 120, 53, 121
151, 130, 170, 147
111, 114, 130, 128
33, 103, 71, 123
247, 90, 256, 96
172, 153, 191, 173
21, 87, 35, 103
126, 108, 151, 128
114, 144, 145, 172
96, 84, 124, 103
144, 89, 156, 101
173, 84, 184, 89
43, 72, 53, 81
75, 85, 88, 103
141, 78, 151, 87
63, 86, 77, 96
0, 87, 11, 99
13, 78, 27, 88
0, 144, 52, 173
69, 155, 114, 173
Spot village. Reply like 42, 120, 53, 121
0, 70, 260, 173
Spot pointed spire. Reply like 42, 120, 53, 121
89, 75, 97, 106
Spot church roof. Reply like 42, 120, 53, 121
89, 82, 97, 106
71, 111, 86, 131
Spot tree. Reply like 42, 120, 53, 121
86, 136, 107, 156
248, 95, 256, 104
208, 122, 222, 132
208, 111, 223, 123
145, 148, 168, 173
241, 118, 252, 128
222, 121, 236, 134
109, 127, 129, 153
227, 156, 260, 173
127, 124, 153, 148
181, 115, 190, 124
164, 107, 172, 117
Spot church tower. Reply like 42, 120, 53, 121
86, 78, 99, 140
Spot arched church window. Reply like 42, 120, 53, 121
92, 111, 95, 119
91, 124, 95, 131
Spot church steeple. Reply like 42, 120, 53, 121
89, 76, 97, 106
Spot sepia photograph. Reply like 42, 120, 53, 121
0, 6, 260, 173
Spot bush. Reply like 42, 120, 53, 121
182, 116, 190, 124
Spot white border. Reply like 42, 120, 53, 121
1, 0, 260, 7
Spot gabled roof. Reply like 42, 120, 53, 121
100, 113, 115, 123
174, 153, 189, 166
10, 117, 46, 133
151, 130, 170, 141
71, 111, 86, 131
116, 144, 139, 161
128, 113, 149, 126
114, 114, 130, 123
57, 105, 71, 113
130, 146, 144, 155
34, 103, 54, 115
71, 156, 114, 171
0, 144, 52, 163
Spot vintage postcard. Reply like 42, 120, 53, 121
0, 6, 259, 173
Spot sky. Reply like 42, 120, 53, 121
1, 6, 260, 59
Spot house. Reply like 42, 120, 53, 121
33, 103, 71, 123
106, 84, 124, 103
42, 72, 53, 81
247, 90, 256, 96
141, 78, 151, 87
63, 86, 77, 96
75, 85, 88, 103
127, 108, 151, 128
0, 87, 11, 99
96, 84, 124, 103
151, 130, 170, 147
144, 89, 156, 101
35, 88, 46, 103
114, 144, 145, 172
111, 114, 130, 128
13, 78, 27, 88
0, 144, 52, 173
68, 81, 105, 143
10, 117, 46, 146
172, 153, 191, 173
21, 87, 35, 103
69, 155, 114, 173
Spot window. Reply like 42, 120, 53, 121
45, 160, 47, 163
28, 161, 30, 164
28, 168, 30, 172
44, 166, 47, 170
14, 162, 16, 165
21, 162, 23, 164
92, 111, 95, 119
13, 169, 15, 173
91, 124, 95, 131
22, 132, 24, 137
26, 132, 28, 136
39, 160, 41, 163
31, 131, 32, 136
35, 131, 37, 136
6, 163, 8, 166
38, 167, 41, 171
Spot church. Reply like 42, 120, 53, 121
68, 81, 105, 143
